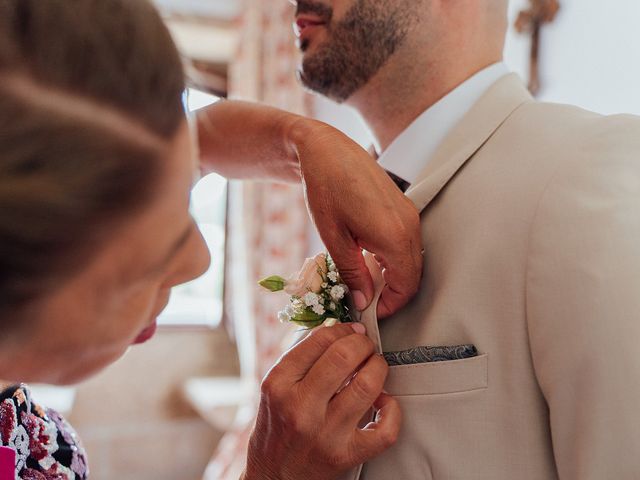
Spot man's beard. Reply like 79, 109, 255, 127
297, 0, 416, 103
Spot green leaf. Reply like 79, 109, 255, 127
258, 275, 286, 292
292, 308, 324, 322
291, 319, 325, 329
290, 307, 324, 328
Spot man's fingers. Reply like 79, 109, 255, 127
300, 330, 376, 404
351, 393, 402, 464
328, 353, 389, 427
274, 323, 366, 381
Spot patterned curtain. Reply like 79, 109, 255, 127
203, 1, 311, 478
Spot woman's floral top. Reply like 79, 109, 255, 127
0, 385, 88, 479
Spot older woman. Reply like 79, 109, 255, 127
0, 0, 423, 479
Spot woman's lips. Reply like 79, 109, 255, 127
132, 295, 169, 345
133, 321, 157, 345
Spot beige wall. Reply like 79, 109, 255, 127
69, 328, 239, 480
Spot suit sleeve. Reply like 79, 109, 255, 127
526, 122, 640, 479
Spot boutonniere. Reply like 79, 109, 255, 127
259, 253, 352, 328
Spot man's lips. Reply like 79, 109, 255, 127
294, 15, 326, 37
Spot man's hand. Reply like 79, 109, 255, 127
288, 118, 423, 318
198, 101, 423, 318
243, 323, 401, 480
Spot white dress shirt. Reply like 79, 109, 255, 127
378, 62, 510, 185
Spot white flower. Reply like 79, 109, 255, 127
304, 292, 320, 307
278, 311, 290, 323
328, 261, 337, 272
312, 303, 326, 315
323, 318, 338, 327
330, 285, 346, 301
329, 302, 336, 310
321, 282, 328, 289
327, 271, 339, 283
285, 303, 296, 316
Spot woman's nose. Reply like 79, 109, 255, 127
169, 226, 211, 288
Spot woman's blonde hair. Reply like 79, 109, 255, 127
0, 0, 186, 315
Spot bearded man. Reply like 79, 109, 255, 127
293, 0, 640, 479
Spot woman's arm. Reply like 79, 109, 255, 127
197, 100, 303, 182
197, 100, 423, 318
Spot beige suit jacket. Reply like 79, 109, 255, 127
342, 74, 640, 480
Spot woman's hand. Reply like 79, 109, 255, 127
242, 323, 401, 480
287, 118, 422, 319
198, 101, 423, 319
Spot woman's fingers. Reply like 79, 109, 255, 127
351, 393, 402, 464
300, 329, 376, 404
361, 195, 423, 320
271, 323, 366, 382
328, 353, 389, 427
323, 229, 375, 312
323, 353, 401, 469
249, 321, 401, 480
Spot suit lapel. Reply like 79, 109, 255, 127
405, 74, 533, 213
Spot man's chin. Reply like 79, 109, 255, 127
298, 71, 351, 104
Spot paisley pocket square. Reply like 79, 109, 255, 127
383, 344, 478, 366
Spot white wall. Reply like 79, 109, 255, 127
505, 0, 640, 116
315, 0, 640, 143
153, 0, 241, 20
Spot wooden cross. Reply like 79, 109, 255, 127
515, 0, 560, 96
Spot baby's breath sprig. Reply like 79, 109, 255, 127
259, 253, 352, 329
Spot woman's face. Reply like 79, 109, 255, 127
3, 121, 211, 385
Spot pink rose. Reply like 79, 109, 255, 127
285, 253, 328, 297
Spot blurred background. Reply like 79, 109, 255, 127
27, 0, 640, 479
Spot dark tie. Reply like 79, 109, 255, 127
385, 170, 411, 193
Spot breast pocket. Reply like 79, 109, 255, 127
385, 353, 489, 396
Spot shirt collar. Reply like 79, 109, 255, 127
378, 62, 510, 185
